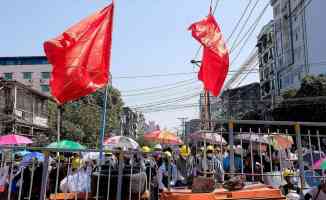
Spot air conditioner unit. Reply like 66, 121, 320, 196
40, 79, 45, 83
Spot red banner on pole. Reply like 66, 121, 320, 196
44, 3, 114, 104
189, 14, 229, 96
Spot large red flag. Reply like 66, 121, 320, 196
44, 3, 114, 104
189, 13, 229, 96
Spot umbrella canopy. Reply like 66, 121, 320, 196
313, 157, 326, 170
187, 131, 227, 145
268, 134, 294, 150
47, 140, 86, 150
82, 152, 100, 161
0, 134, 33, 145
104, 136, 139, 150
235, 133, 270, 144
144, 130, 183, 145
303, 150, 325, 166
20, 152, 45, 167
15, 150, 31, 156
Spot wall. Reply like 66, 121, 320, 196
305, 0, 326, 75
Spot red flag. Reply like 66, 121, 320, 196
44, 3, 114, 104
189, 14, 229, 96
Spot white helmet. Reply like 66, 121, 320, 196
153, 144, 162, 150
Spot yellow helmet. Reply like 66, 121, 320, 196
207, 145, 214, 151
283, 169, 295, 177
142, 146, 151, 153
72, 157, 83, 169
179, 145, 190, 157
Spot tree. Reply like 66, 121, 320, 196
48, 86, 124, 147
272, 75, 326, 122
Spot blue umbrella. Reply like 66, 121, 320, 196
15, 150, 31, 156
20, 152, 44, 167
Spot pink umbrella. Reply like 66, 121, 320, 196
0, 134, 33, 145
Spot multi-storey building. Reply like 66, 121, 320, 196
0, 56, 51, 94
270, 0, 326, 94
257, 20, 277, 107
221, 83, 263, 120
0, 80, 50, 143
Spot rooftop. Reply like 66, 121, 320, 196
0, 56, 48, 66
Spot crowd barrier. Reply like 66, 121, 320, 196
0, 120, 324, 200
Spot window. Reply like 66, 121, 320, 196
4, 73, 12, 80
41, 72, 50, 79
23, 72, 32, 80
41, 84, 50, 92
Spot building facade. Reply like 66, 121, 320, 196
257, 20, 277, 107
185, 119, 201, 135
0, 56, 51, 94
0, 80, 50, 143
221, 83, 263, 120
270, 0, 326, 94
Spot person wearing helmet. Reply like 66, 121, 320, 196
280, 169, 300, 196
305, 179, 326, 200
175, 145, 192, 187
153, 144, 162, 152
157, 151, 177, 191
198, 145, 224, 183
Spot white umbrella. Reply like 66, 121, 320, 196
104, 136, 139, 151
82, 152, 100, 161
235, 133, 270, 144
187, 131, 227, 145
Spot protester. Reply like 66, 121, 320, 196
223, 145, 243, 173
198, 145, 224, 183
279, 169, 300, 196
175, 145, 191, 187
157, 151, 177, 191
305, 179, 326, 200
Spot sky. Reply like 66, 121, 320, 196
0, 0, 272, 131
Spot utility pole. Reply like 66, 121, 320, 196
177, 117, 188, 142
204, 90, 211, 130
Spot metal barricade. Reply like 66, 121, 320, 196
0, 120, 325, 200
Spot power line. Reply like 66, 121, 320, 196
229, 0, 260, 52
226, 0, 253, 43
120, 78, 196, 93
230, 1, 269, 54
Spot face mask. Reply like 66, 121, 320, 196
289, 177, 297, 184
207, 154, 213, 159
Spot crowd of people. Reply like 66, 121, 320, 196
0, 143, 325, 199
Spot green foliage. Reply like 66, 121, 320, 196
295, 75, 326, 97
282, 89, 297, 99
48, 86, 124, 147
272, 75, 326, 122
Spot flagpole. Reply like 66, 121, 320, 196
99, 84, 109, 162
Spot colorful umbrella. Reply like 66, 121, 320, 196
269, 134, 293, 150
0, 134, 33, 145
15, 150, 31, 156
235, 133, 270, 144
104, 136, 139, 150
20, 152, 45, 167
144, 130, 183, 145
47, 140, 86, 150
187, 131, 227, 145
303, 150, 325, 166
313, 157, 326, 170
